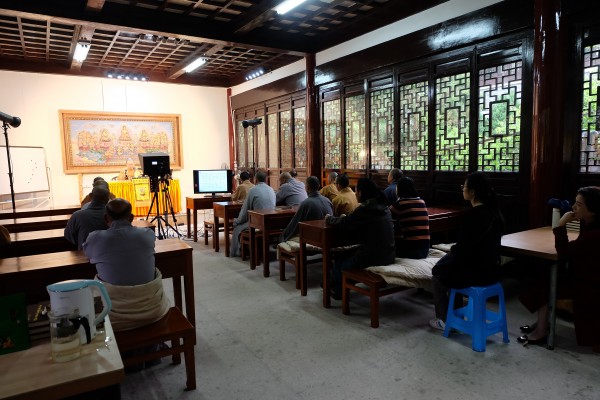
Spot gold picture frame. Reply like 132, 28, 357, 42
59, 110, 183, 174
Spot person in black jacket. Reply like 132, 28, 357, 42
326, 178, 396, 299
429, 171, 505, 330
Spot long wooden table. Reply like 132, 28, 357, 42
0, 239, 195, 328
0, 205, 80, 219
213, 201, 243, 256
0, 318, 124, 400
186, 194, 231, 243
248, 207, 297, 277
0, 214, 71, 233
501, 226, 577, 350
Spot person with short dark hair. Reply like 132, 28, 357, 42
81, 177, 116, 208
332, 173, 358, 216
65, 186, 110, 249
319, 171, 339, 201
383, 168, 404, 205
325, 178, 395, 299
281, 176, 333, 242
517, 186, 600, 351
389, 177, 430, 259
232, 170, 254, 202
276, 171, 307, 206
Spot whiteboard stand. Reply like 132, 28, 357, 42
0, 145, 51, 210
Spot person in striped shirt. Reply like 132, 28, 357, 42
389, 177, 430, 259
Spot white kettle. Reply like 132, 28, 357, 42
47, 280, 112, 344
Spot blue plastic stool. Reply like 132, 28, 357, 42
443, 282, 509, 352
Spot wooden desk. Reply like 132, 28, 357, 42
186, 195, 231, 243
299, 220, 358, 308
248, 207, 297, 277
0, 215, 71, 233
108, 179, 181, 217
0, 205, 80, 219
0, 239, 195, 328
501, 227, 578, 349
213, 201, 243, 256
426, 205, 466, 241
0, 318, 124, 400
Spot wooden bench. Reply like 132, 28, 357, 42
114, 307, 196, 391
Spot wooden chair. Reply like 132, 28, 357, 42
240, 229, 262, 262
278, 244, 321, 289
114, 307, 196, 391
203, 219, 225, 247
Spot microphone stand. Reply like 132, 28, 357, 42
2, 122, 16, 212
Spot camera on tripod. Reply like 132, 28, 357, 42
139, 152, 171, 192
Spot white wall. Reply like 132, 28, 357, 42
0, 70, 229, 210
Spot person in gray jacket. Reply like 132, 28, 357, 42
276, 172, 307, 206
65, 186, 110, 249
230, 170, 276, 257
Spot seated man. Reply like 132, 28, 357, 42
232, 171, 254, 202
383, 168, 404, 205
276, 172, 307, 206
81, 177, 116, 208
230, 170, 276, 257
83, 198, 169, 332
64, 186, 110, 249
281, 176, 333, 243
319, 171, 339, 201
332, 173, 358, 216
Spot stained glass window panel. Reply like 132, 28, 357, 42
399, 81, 429, 171
581, 43, 600, 173
280, 110, 292, 168
268, 114, 278, 168
345, 94, 366, 169
237, 120, 246, 168
370, 88, 394, 170
294, 107, 307, 168
323, 100, 341, 169
435, 73, 471, 171
247, 122, 255, 168
256, 123, 266, 169
478, 61, 522, 172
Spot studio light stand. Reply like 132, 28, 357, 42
1, 111, 22, 212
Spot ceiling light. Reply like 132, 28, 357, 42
184, 57, 207, 73
245, 67, 267, 81
73, 40, 91, 62
274, 0, 306, 15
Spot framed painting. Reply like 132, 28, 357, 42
59, 110, 183, 174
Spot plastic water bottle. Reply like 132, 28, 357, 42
551, 208, 560, 228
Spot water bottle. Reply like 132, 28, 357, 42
551, 208, 560, 228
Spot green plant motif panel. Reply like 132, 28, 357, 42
281, 110, 292, 168
370, 88, 394, 170
581, 43, 600, 173
399, 81, 429, 171
268, 113, 278, 168
345, 94, 366, 169
294, 107, 307, 168
478, 61, 522, 172
436, 73, 471, 171
237, 120, 246, 168
323, 99, 341, 169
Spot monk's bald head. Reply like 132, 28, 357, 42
105, 198, 133, 222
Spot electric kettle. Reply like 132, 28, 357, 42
47, 280, 112, 344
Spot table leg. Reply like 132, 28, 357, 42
300, 241, 308, 296
224, 218, 231, 257
263, 222, 270, 278
186, 208, 191, 239
250, 227, 256, 270
183, 253, 196, 330
193, 208, 198, 242
547, 262, 558, 350
322, 248, 331, 308
214, 214, 220, 252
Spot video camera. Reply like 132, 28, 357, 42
138, 152, 171, 178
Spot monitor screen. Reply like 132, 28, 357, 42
193, 169, 233, 195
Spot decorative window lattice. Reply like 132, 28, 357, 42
294, 107, 307, 168
581, 43, 600, 173
435, 73, 471, 171
280, 110, 292, 168
268, 113, 278, 168
323, 99, 341, 169
237, 120, 246, 168
256, 123, 266, 169
345, 94, 366, 169
370, 88, 394, 170
478, 61, 522, 172
399, 81, 429, 171
247, 121, 255, 168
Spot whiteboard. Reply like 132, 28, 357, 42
0, 146, 50, 195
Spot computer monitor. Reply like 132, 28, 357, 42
193, 169, 233, 196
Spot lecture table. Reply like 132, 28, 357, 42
248, 207, 298, 277
186, 194, 231, 243
0, 205, 80, 219
212, 201, 243, 256
0, 238, 195, 328
501, 226, 578, 350
0, 214, 71, 233
0, 318, 124, 400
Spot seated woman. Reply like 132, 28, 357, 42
429, 171, 505, 330
389, 176, 430, 259
518, 186, 600, 351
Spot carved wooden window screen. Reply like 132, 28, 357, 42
280, 110, 292, 168
294, 107, 307, 168
323, 99, 342, 169
399, 80, 429, 171
345, 94, 366, 170
581, 43, 600, 173
370, 88, 394, 170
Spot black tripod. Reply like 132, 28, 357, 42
146, 176, 181, 240
2, 122, 16, 212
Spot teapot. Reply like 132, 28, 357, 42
47, 280, 111, 344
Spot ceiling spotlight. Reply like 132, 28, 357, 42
73, 39, 91, 62
245, 67, 268, 81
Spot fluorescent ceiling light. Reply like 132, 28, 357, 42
184, 57, 207, 73
73, 40, 91, 62
274, 0, 306, 15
